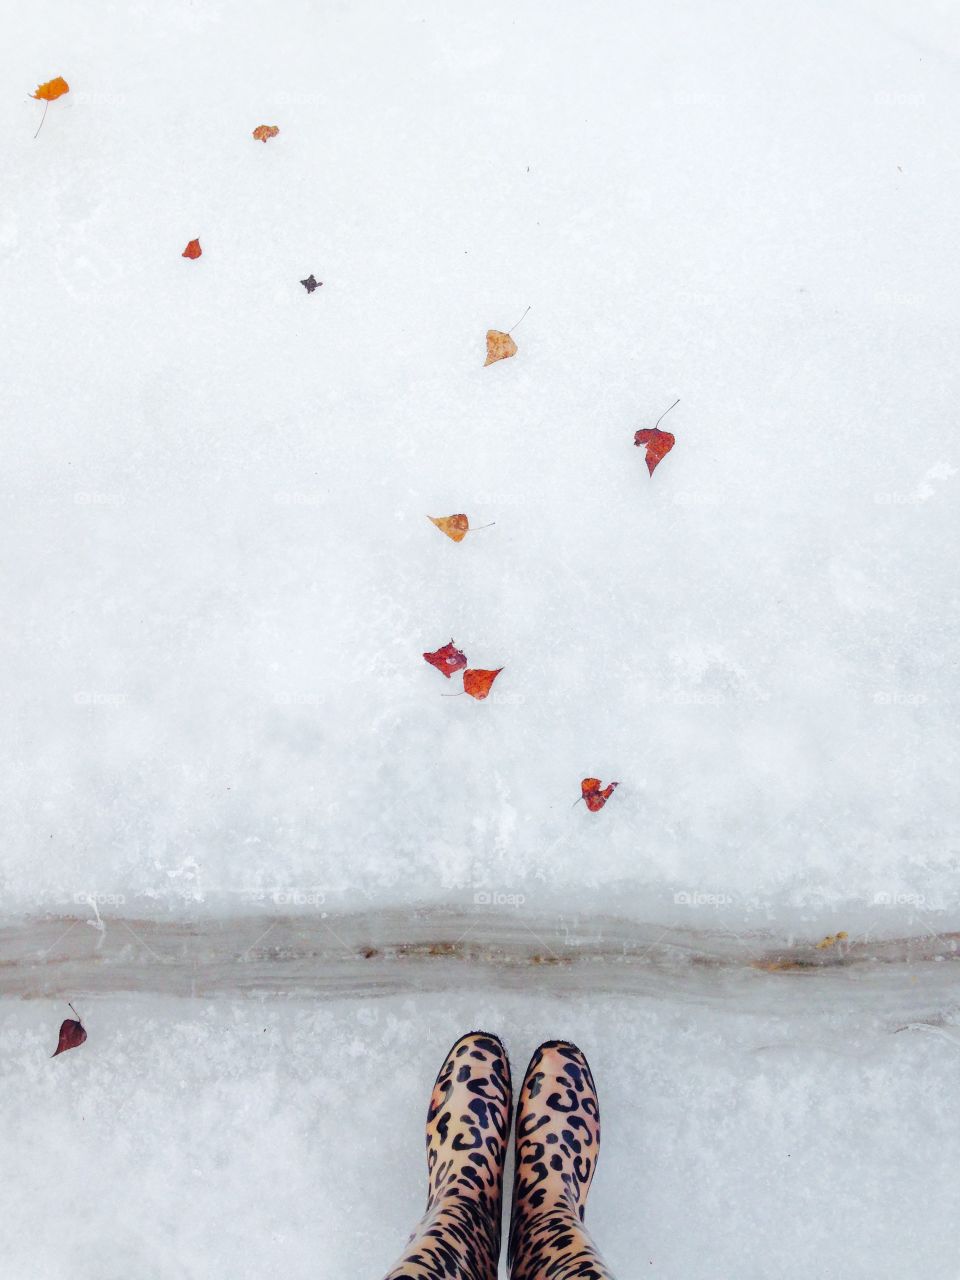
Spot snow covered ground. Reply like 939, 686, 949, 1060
2, 988, 960, 1279
3, 0, 959, 1274
2, 0, 958, 924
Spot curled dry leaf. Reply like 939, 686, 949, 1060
423, 640, 467, 678
634, 428, 674, 476
52, 1004, 86, 1057
252, 124, 279, 143
31, 77, 70, 101
428, 514, 470, 542
463, 668, 502, 700
580, 778, 618, 812
182, 238, 202, 260
484, 330, 517, 367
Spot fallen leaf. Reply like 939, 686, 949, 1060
52, 1004, 86, 1057
580, 777, 618, 811
182, 238, 202, 260
484, 330, 517, 367
634, 400, 680, 475
423, 640, 467, 678
252, 124, 279, 143
816, 931, 849, 950
634, 428, 674, 475
463, 668, 502, 700
31, 77, 69, 101
428, 514, 470, 542
301, 274, 322, 293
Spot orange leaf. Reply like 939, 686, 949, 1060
252, 124, 279, 143
580, 777, 618, 812
182, 238, 202, 260
484, 330, 517, 367
31, 76, 69, 101
428, 514, 470, 542
463, 668, 503, 700
423, 640, 467, 678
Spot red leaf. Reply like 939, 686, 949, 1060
52, 1017, 86, 1057
182, 238, 202, 260
463, 668, 502, 700
634, 427, 674, 476
581, 777, 618, 812
423, 640, 467, 678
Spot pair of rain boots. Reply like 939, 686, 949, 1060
383, 1032, 614, 1280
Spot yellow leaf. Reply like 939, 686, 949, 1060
428, 514, 470, 542
31, 76, 69, 101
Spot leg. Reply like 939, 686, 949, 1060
508, 1041, 616, 1280
382, 1031, 513, 1280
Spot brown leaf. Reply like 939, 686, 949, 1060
52, 1005, 86, 1057
484, 330, 517, 367
252, 124, 279, 143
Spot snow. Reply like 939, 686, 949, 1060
2, 0, 958, 924
2, 1, 959, 1273
2, 989, 959, 1278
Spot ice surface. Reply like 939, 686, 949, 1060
1, 989, 959, 1279
2, 5, 959, 1270
2, 0, 958, 925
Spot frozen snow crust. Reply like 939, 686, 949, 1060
2, 0, 958, 924
2, 989, 959, 1278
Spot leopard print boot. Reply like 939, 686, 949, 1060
383, 1031, 513, 1280
508, 1040, 616, 1280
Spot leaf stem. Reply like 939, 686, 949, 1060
33, 99, 49, 139
654, 399, 680, 430
507, 306, 531, 334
